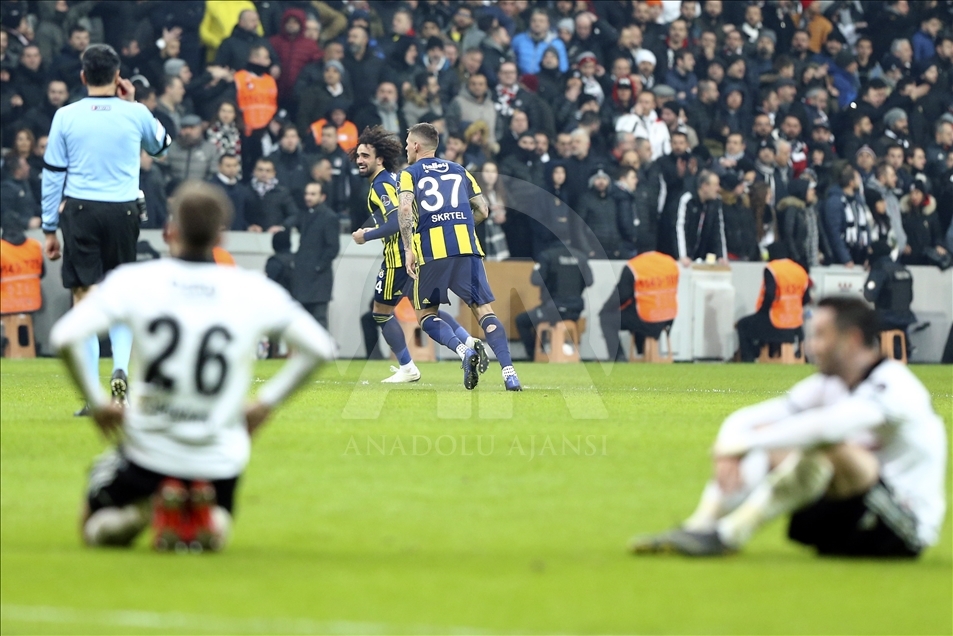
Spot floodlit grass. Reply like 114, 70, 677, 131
2, 359, 951, 634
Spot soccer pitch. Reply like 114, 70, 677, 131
1, 359, 950, 635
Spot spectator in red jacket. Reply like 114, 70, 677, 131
269, 7, 322, 113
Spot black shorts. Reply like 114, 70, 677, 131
60, 197, 140, 289
86, 449, 239, 515
788, 479, 921, 558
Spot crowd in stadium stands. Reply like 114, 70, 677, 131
2, 0, 953, 271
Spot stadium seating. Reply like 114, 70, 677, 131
880, 330, 908, 364
534, 319, 585, 363
757, 342, 804, 364
629, 331, 673, 363
0, 314, 35, 358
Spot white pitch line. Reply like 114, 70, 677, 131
0, 604, 496, 635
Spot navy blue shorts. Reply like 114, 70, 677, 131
413, 255, 495, 310
373, 262, 412, 306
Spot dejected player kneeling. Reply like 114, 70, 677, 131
51, 181, 335, 552
398, 123, 521, 391
630, 297, 946, 558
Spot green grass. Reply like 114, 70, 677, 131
1, 359, 951, 635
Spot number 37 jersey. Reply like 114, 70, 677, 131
50, 258, 335, 479
399, 159, 485, 264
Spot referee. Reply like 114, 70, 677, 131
42, 44, 171, 416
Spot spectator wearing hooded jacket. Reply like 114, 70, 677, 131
269, 8, 322, 112
578, 166, 634, 259
900, 181, 948, 268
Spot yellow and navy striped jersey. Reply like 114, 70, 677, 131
398, 158, 484, 264
363, 170, 403, 269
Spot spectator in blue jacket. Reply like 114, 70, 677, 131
511, 8, 568, 75
912, 13, 943, 62
664, 49, 698, 102
822, 165, 869, 266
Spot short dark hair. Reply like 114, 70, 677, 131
408, 123, 440, 150
69, 25, 89, 38
671, 130, 689, 142
255, 157, 276, 170
874, 162, 892, 181
838, 164, 855, 188
169, 181, 233, 250
136, 85, 157, 103
616, 165, 638, 180
311, 157, 332, 170
272, 229, 291, 253
773, 54, 794, 71
279, 125, 299, 141
675, 49, 693, 64
349, 125, 404, 173
248, 44, 268, 60
579, 111, 600, 126
219, 153, 239, 165
817, 296, 880, 347
531, 7, 549, 20
82, 43, 121, 87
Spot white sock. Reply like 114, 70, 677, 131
683, 450, 770, 531
208, 506, 232, 551
84, 504, 148, 546
455, 343, 469, 360
683, 481, 725, 531
716, 451, 833, 548
466, 336, 478, 349
401, 361, 417, 371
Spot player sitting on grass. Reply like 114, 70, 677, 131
398, 123, 521, 391
50, 181, 335, 552
631, 297, 946, 557
350, 125, 487, 382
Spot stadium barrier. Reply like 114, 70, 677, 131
22, 230, 953, 363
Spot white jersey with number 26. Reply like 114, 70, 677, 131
51, 258, 335, 480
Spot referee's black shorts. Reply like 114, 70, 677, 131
60, 197, 140, 289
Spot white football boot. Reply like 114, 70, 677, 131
382, 363, 421, 383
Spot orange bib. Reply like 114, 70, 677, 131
628, 251, 679, 323
1, 238, 43, 314
234, 70, 278, 135
757, 259, 809, 329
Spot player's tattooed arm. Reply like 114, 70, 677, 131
470, 194, 489, 225
398, 192, 416, 250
